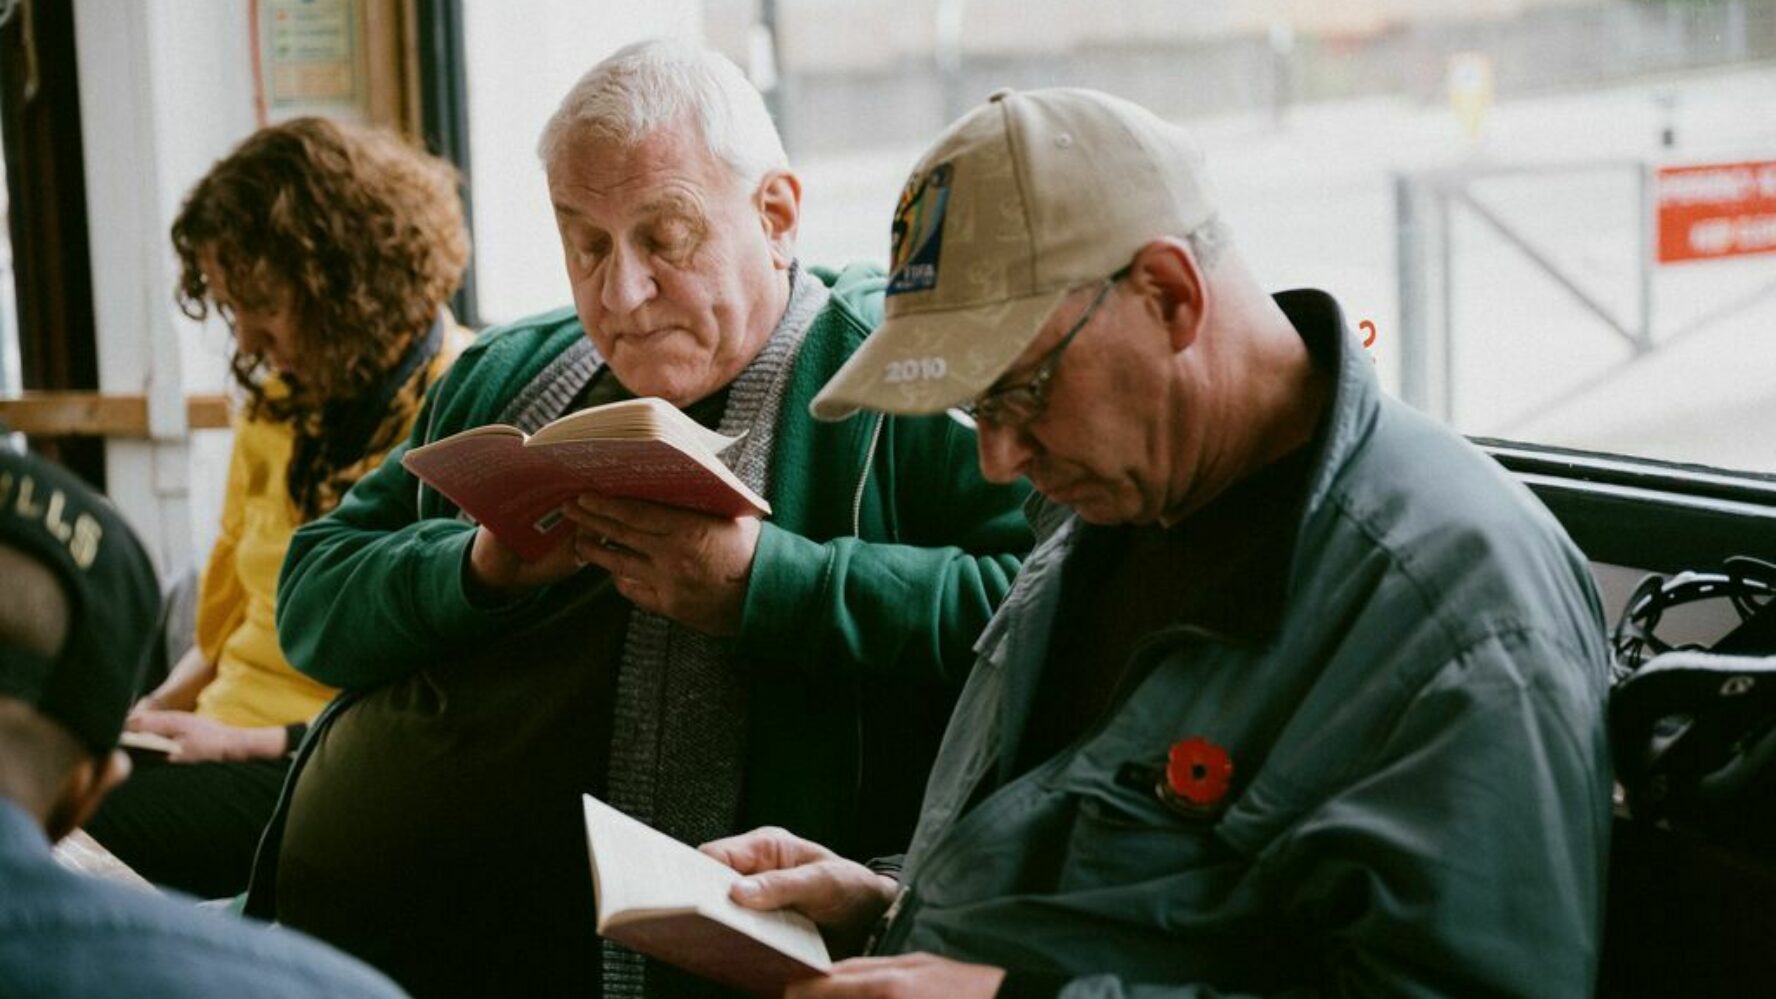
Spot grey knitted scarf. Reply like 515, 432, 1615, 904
494, 267, 830, 999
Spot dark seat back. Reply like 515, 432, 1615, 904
1598, 808, 1776, 995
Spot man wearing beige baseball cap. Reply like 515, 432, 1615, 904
705, 87, 1613, 997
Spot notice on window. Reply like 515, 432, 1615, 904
1656, 161, 1776, 264
260, 0, 363, 117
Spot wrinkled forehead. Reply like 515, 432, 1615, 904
546, 121, 741, 219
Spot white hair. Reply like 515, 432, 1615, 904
537, 38, 788, 186
1185, 215, 1231, 271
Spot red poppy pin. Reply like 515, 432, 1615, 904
1157, 736, 1234, 814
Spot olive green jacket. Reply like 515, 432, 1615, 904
878, 291, 1613, 997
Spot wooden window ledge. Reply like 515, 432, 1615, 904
0, 392, 230, 437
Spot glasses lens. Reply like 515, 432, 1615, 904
974, 387, 1042, 428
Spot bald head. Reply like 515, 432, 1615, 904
0, 543, 119, 836
0, 545, 71, 657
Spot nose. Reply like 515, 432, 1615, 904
976, 421, 1035, 484
600, 242, 657, 315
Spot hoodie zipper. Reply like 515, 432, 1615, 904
851, 412, 887, 538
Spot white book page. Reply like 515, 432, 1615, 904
531, 397, 741, 457
406, 423, 526, 453
119, 730, 179, 755
640, 398, 746, 458
582, 795, 831, 971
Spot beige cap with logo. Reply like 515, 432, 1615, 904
811, 86, 1219, 421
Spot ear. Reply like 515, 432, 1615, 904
1127, 237, 1209, 353
754, 169, 802, 270
43, 749, 130, 843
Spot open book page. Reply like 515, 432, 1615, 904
527, 397, 741, 458
528, 398, 766, 518
55, 830, 156, 892
584, 795, 832, 985
401, 399, 771, 563
401, 427, 583, 561
119, 730, 180, 755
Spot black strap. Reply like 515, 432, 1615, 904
282, 720, 309, 757
1715, 557, 1776, 655
1612, 558, 1776, 673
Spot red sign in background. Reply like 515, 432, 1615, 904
1656, 161, 1776, 264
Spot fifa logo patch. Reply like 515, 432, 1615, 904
887, 162, 953, 297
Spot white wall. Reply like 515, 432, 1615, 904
0, 149, 17, 395
73, 0, 259, 579
463, 0, 703, 324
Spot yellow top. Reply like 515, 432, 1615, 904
193, 413, 332, 726
194, 329, 469, 727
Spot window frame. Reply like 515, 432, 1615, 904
1478, 438, 1776, 572
415, 0, 478, 327
0, 0, 106, 486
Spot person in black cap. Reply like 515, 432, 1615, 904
0, 447, 409, 999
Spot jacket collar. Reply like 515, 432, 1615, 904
0, 796, 49, 859
1282, 289, 1383, 516
1025, 288, 1379, 646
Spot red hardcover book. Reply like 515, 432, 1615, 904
401, 397, 770, 561
583, 795, 832, 998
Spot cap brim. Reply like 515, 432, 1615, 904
811, 288, 1068, 422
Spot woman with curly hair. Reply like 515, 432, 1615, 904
85, 117, 473, 898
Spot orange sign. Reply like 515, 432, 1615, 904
1656, 160, 1776, 264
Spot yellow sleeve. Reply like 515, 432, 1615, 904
194, 417, 253, 663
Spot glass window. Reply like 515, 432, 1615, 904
464, 0, 1776, 477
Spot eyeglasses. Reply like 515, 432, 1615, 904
953, 266, 1129, 430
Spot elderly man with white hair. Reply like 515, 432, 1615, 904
250, 40, 1032, 999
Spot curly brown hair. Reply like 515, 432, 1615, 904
170, 117, 470, 517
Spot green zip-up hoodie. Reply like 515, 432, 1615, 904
271, 263, 1032, 858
